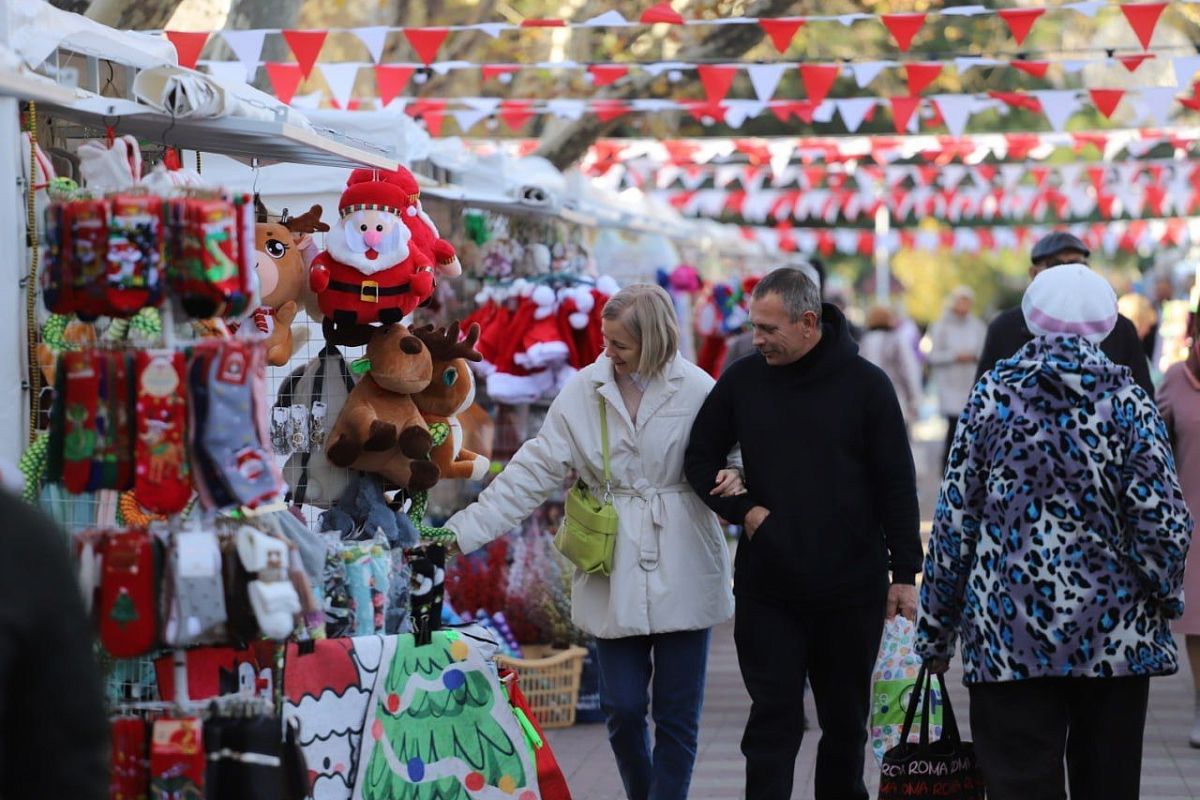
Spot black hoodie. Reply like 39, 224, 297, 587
685, 304, 922, 603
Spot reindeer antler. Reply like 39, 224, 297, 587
412, 321, 483, 362
284, 204, 330, 234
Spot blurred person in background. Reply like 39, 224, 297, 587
928, 286, 987, 469
0, 491, 108, 799
1119, 292, 1159, 363
1157, 305, 1200, 748
859, 304, 923, 427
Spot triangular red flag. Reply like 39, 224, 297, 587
1179, 95, 1200, 112
265, 63, 304, 105
1121, 2, 1166, 49
1087, 165, 1107, 193
697, 65, 739, 103
724, 191, 747, 216
1010, 60, 1049, 79
682, 100, 727, 124
588, 65, 629, 88
374, 65, 415, 106
905, 63, 942, 95
281, 30, 327, 79
989, 91, 1042, 113
880, 13, 927, 52
799, 64, 841, 105
890, 96, 921, 134
500, 99, 536, 131
758, 18, 806, 53
403, 28, 450, 66
641, 2, 685, 25
481, 65, 520, 82
997, 8, 1044, 46
1089, 88, 1125, 118
165, 31, 210, 70
593, 100, 630, 123
407, 99, 448, 135
1118, 54, 1154, 72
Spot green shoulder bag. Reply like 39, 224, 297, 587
554, 396, 619, 576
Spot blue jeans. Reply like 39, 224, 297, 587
595, 628, 711, 800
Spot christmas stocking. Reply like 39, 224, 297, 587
163, 530, 227, 647
67, 199, 110, 321
61, 349, 100, 494
135, 351, 191, 514
98, 529, 158, 658
106, 194, 163, 316
150, 717, 205, 800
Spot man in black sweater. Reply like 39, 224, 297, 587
976, 231, 1154, 395
685, 268, 922, 800
0, 491, 108, 800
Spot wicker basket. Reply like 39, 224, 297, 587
495, 644, 589, 729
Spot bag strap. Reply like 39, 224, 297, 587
598, 395, 612, 500
900, 664, 931, 746
933, 671, 963, 745
293, 345, 340, 506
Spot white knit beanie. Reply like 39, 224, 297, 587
1021, 263, 1118, 343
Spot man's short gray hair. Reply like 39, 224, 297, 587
752, 268, 822, 323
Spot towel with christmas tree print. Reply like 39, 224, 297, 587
353, 629, 540, 800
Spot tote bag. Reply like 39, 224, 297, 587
878, 665, 985, 799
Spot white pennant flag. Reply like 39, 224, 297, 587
838, 98, 876, 133
205, 60, 248, 87
813, 100, 836, 123
1174, 56, 1200, 87
746, 64, 787, 102
642, 62, 689, 77
581, 10, 632, 27
769, 141, 794, 180
1068, 185, 1096, 217
851, 61, 892, 88
454, 98, 500, 131
941, 163, 967, 189
319, 63, 361, 109
933, 94, 974, 137
221, 29, 267, 82
941, 5, 989, 15
724, 100, 766, 129
1067, 1, 1104, 17
1061, 60, 1090, 74
471, 23, 510, 38
1136, 86, 1177, 127
546, 99, 587, 120
353, 27, 390, 63
1031, 90, 1082, 132
836, 13, 870, 26
630, 99, 677, 112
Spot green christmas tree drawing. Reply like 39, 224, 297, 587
110, 588, 139, 629
358, 631, 537, 800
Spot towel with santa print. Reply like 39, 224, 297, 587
353, 629, 540, 800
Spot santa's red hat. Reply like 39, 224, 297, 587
339, 168, 416, 218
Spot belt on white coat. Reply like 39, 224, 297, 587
609, 480, 692, 571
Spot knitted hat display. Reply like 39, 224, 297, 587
1021, 263, 1118, 343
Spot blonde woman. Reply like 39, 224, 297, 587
446, 283, 741, 800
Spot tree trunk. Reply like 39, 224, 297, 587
535, 0, 802, 170
85, 0, 188, 29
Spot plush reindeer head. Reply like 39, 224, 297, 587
411, 322, 482, 417
255, 204, 328, 309
364, 323, 433, 395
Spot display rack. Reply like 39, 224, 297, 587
0, 66, 75, 105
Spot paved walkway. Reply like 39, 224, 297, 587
544, 434, 1200, 798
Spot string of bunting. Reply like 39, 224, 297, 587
164, 1, 1177, 75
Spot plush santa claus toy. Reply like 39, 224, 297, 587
309, 169, 436, 339
390, 166, 463, 280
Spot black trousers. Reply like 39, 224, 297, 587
734, 587, 887, 800
969, 676, 1150, 800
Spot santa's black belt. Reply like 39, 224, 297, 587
327, 279, 410, 303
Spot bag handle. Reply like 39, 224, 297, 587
899, 664, 963, 747
598, 395, 612, 502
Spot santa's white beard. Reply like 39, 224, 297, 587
326, 219, 411, 275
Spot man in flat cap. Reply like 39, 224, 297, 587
974, 231, 1154, 395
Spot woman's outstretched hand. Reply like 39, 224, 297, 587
712, 469, 747, 497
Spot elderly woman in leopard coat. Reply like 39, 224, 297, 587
917, 264, 1193, 800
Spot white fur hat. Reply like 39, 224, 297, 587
1021, 263, 1118, 343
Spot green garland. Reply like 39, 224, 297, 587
18, 432, 48, 504
407, 422, 455, 542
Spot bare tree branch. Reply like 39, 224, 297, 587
535, 0, 802, 169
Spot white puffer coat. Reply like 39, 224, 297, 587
446, 354, 735, 639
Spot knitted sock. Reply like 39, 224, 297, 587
197, 343, 278, 507
98, 529, 157, 658
61, 350, 100, 494
111, 352, 135, 491
135, 351, 191, 514
88, 353, 114, 492
109, 717, 149, 800
42, 203, 75, 315
106, 195, 162, 316
150, 717, 205, 799
164, 531, 227, 646
68, 199, 110, 321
